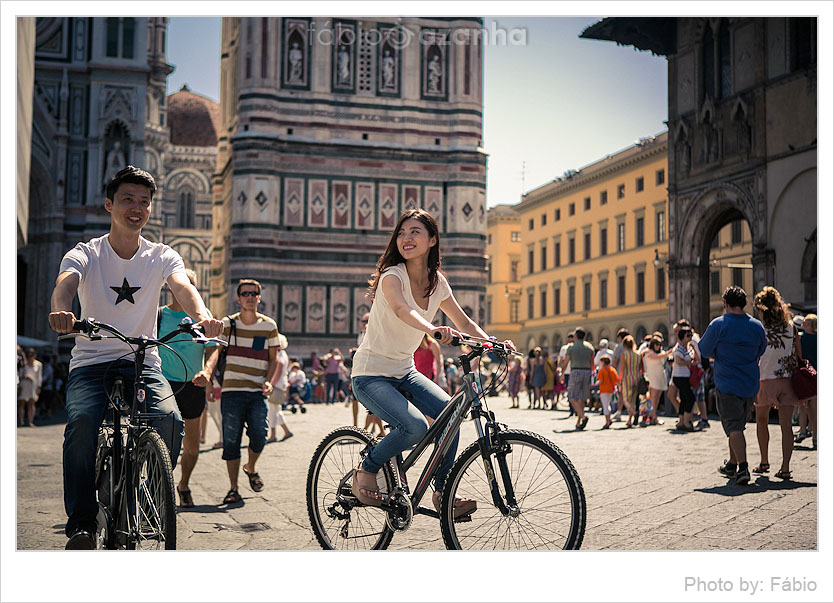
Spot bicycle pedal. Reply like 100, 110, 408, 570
454, 513, 473, 523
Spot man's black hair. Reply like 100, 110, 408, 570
722, 285, 747, 309
105, 165, 156, 201
574, 327, 586, 340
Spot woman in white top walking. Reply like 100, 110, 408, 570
350, 209, 514, 517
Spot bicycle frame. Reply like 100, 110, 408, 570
389, 346, 519, 519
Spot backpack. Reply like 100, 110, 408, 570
214, 315, 237, 387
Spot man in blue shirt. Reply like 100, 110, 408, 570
698, 286, 767, 485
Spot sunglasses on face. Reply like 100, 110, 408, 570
239, 291, 260, 298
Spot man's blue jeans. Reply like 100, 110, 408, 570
63, 360, 183, 536
352, 370, 458, 491
220, 391, 268, 460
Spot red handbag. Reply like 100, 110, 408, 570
689, 365, 703, 388
791, 330, 817, 400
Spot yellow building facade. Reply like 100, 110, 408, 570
485, 204, 522, 344
487, 132, 673, 354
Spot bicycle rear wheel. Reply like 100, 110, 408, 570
440, 429, 585, 550
306, 426, 397, 550
125, 430, 176, 550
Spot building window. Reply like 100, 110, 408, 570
510, 299, 519, 323
636, 272, 645, 303
569, 203, 575, 216
554, 288, 561, 315
636, 217, 644, 247
510, 260, 519, 282
541, 213, 547, 226
702, 25, 715, 101
554, 242, 561, 267
555, 208, 561, 221
541, 245, 547, 272
178, 190, 195, 229
528, 218, 534, 230
487, 234, 492, 245
541, 290, 547, 317
790, 18, 816, 71
568, 285, 575, 313
600, 190, 607, 205
106, 18, 119, 57
656, 210, 666, 242
584, 232, 591, 260
617, 184, 625, 199
636, 176, 644, 193
711, 233, 720, 249
617, 275, 626, 306
584, 196, 591, 210
731, 220, 742, 244
656, 267, 666, 300
107, 18, 135, 58
511, 231, 521, 242
600, 278, 608, 308
487, 261, 492, 284
719, 20, 731, 98
711, 270, 721, 295
600, 227, 608, 256
568, 238, 575, 264
122, 18, 135, 59
528, 293, 534, 319
528, 249, 534, 274
656, 169, 665, 185
732, 267, 744, 287
583, 282, 591, 311
617, 223, 625, 252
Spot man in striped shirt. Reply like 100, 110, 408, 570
209, 279, 280, 504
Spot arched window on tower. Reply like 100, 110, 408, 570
701, 24, 715, 101
178, 188, 195, 229
718, 20, 731, 98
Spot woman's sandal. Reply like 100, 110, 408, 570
351, 467, 386, 507
242, 467, 264, 492
752, 463, 770, 474
774, 469, 792, 480
177, 487, 195, 508
432, 491, 477, 519
222, 488, 242, 504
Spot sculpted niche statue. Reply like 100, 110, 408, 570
382, 49, 395, 89
289, 42, 303, 83
337, 45, 350, 85
103, 141, 126, 186
427, 55, 441, 93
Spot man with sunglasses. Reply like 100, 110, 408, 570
207, 279, 280, 504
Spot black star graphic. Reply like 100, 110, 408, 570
111, 278, 141, 305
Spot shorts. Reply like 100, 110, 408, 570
755, 378, 802, 409
269, 388, 288, 405
566, 369, 591, 401
169, 381, 207, 420
600, 392, 614, 416
220, 390, 268, 461
716, 389, 754, 436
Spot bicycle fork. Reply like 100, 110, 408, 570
476, 417, 520, 517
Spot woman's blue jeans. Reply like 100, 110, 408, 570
63, 360, 183, 537
352, 369, 457, 491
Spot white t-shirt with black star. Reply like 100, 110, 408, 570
59, 234, 185, 372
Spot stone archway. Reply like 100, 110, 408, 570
670, 179, 769, 333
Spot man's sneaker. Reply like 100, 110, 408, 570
65, 528, 95, 550
735, 467, 751, 485
718, 461, 737, 478
794, 430, 810, 443
699, 419, 710, 429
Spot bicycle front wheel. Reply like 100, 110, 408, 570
440, 429, 585, 550
125, 430, 176, 550
306, 426, 397, 550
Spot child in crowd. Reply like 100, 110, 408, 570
596, 356, 620, 429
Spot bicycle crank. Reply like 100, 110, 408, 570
385, 490, 413, 532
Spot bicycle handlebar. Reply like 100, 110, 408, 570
69, 317, 227, 347
434, 331, 522, 357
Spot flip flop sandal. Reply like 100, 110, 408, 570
752, 463, 770, 474
351, 467, 386, 507
222, 488, 242, 504
177, 487, 195, 508
243, 467, 264, 492
774, 470, 792, 480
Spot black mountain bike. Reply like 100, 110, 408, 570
306, 334, 586, 550
60, 317, 225, 550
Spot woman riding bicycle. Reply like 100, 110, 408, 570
350, 209, 514, 517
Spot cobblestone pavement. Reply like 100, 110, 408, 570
16, 395, 818, 551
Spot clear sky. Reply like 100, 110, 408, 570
166, 16, 667, 209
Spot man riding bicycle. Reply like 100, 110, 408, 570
49, 166, 222, 550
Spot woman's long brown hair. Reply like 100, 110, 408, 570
753, 286, 792, 331
368, 209, 442, 301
